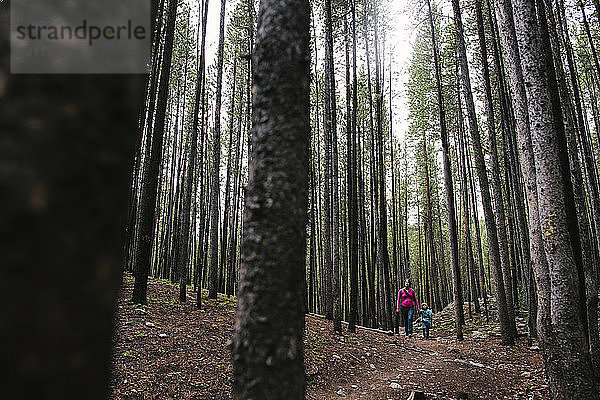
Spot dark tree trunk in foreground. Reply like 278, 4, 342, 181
510, 0, 599, 395
230, 0, 310, 397
208, 0, 227, 300
1, 4, 144, 398
132, 0, 179, 305
427, 0, 463, 339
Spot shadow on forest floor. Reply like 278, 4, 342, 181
111, 274, 550, 399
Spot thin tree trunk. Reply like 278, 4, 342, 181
348, 0, 359, 333
220, 60, 237, 293
323, 0, 335, 322
579, 1, 600, 86
364, 10, 378, 328
125, 0, 165, 273
545, 0, 600, 368
373, 15, 393, 331
332, 32, 342, 332
177, 15, 193, 302
427, 0, 463, 338
457, 91, 480, 317
226, 79, 245, 297
195, 0, 210, 309
132, 0, 179, 305
208, 0, 227, 300
451, 0, 513, 344
474, 0, 515, 331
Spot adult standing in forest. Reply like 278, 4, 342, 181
397, 279, 420, 337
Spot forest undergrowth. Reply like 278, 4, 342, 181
111, 274, 552, 400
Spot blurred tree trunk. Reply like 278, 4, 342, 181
1, 3, 144, 398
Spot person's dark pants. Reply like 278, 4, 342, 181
400, 306, 414, 336
422, 321, 431, 339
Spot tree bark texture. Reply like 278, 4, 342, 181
231, 0, 310, 397
510, 0, 599, 395
493, 0, 550, 348
544, 0, 600, 371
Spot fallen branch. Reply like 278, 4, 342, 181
306, 313, 394, 336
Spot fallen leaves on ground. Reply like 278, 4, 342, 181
111, 275, 550, 400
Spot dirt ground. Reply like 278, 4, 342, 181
111, 275, 550, 399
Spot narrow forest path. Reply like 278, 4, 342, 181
112, 275, 549, 400
305, 316, 547, 399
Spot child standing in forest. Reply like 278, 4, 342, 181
419, 303, 433, 339
397, 280, 420, 337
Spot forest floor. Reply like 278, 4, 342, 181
111, 274, 551, 400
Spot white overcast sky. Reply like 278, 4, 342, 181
186, 0, 487, 223
194, 0, 421, 143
